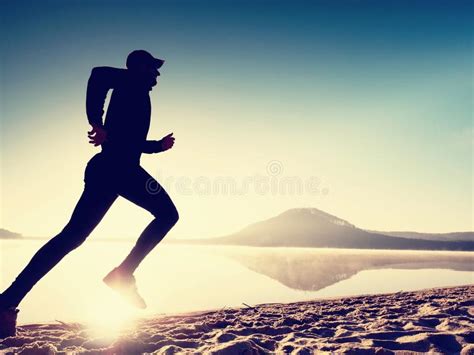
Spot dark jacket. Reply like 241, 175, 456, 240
86, 66, 163, 164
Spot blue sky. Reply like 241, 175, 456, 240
1, 0, 472, 238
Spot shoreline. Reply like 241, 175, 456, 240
1, 284, 473, 354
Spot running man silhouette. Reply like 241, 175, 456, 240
0, 50, 179, 337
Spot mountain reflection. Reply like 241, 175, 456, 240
217, 248, 474, 291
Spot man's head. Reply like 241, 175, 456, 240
126, 50, 165, 89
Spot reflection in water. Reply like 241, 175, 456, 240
2, 241, 473, 326
217, 247, 474, 291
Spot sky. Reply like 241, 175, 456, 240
0, 0, 472, 239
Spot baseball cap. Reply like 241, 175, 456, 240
126, 50, 165, 70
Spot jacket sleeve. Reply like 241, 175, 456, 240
142, 140, 165, 154
86, 66, 126, 128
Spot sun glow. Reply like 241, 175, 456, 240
82, 289, 147, 338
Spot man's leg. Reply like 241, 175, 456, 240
115, 166, 179, 275
0, 184, 117, 308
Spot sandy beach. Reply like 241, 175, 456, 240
1, 285, 473, 354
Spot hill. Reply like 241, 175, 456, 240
178, 208, 473, 251
0, 228, 22, 239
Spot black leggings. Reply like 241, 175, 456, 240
1, 153, 179, 308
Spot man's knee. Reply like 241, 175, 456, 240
152, 203, 179, 227
163, 205, 179, 227
169, 206, 179, 226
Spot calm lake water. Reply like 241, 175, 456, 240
1, 239, 473, 329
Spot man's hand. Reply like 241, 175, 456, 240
88, 125, 108, 146
160, 132, 175, 151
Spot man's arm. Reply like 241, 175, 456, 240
142, 133, 175, 154
86, 66, 126, 128
142, 140, 165, 154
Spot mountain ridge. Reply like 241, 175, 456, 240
172, 208, 474, 251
